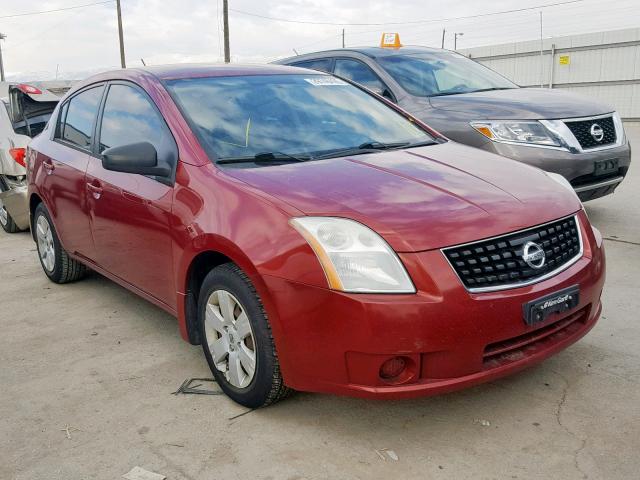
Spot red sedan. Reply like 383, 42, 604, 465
27, 65, 605, 407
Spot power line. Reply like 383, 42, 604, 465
229, 0, 587, 26
0, 1, 114, 20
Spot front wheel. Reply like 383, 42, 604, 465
33, 203, 87, 283
199, 263, 291, 408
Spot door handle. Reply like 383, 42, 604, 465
42, 160, 55, 173
86, 182, 103, 199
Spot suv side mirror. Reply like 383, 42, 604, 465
102, 141, 171, 177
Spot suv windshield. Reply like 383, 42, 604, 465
377, 51, 517, 97
166, 74, 434, 164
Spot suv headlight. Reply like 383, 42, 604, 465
290, 217, 415, 293
471, 120, 562, 147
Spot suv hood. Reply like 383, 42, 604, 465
428, 87, 613, 120
226, 142, 582, 252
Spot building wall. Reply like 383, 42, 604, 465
461, 28, 640, 121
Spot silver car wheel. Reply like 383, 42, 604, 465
0, 204, 7, 227
204, 289, 257, 389
36, 215, 55, 272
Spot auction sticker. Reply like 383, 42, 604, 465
304, 77, 348, 86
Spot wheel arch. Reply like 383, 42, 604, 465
179, 235, 281, 350
28, 192, 44, 241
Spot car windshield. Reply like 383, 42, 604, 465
377, 51, 518, 97
165, 74, 434, 164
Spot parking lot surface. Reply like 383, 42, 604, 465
1, 127, 639, 480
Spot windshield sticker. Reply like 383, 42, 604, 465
304, 77, 348, 86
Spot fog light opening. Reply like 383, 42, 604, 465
379, 356, 407, 380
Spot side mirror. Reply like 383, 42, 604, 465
102, 141, 171, 177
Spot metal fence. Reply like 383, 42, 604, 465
461, 28, 640, 122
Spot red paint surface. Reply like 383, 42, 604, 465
28, 66, 604, 398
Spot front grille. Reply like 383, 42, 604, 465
564, 116, 616, 149
443, 215, 582, 292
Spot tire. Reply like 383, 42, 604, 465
33, 203, 87, 284
0, 177, 21, 233
0, 203, 19, 233
199, 263, 292, 408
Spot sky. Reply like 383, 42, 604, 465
1, 0, 639, 81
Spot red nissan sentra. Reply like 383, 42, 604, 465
27, 65, 605, 407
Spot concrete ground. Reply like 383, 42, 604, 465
1, 129, 639, 480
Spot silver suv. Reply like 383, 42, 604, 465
275, 46, 630, 201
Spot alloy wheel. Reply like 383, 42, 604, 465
36, 215, 55, 272
204, 289, 257, 388
0, 204, 7, 227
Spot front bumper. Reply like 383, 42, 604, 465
482, 140, 631, 202
0, 182, 29, 230
264, 210, 605, 399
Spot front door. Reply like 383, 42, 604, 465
86, 82, 178, 308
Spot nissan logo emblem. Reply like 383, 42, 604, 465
590, 123, 604, 142
522, 241, 546, 269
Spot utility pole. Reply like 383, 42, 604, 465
0, 33, 6, 82
223, 0, 230, 63
342, 29, 345, 48
454, 32, 463, 51
441, 29, 445, 49
116, 0, 126, 68
539, 11, 544, 88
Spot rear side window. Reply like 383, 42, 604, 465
334, 59, 388, 95
98, 84, 176, 166
291, 58, 332, 72
57, 86, 104, 149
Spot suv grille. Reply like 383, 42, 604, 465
564, 116, 616, 149
443, 216, 582, 292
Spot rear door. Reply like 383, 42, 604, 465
39, 84, 105, 260
86, 82, 177, 307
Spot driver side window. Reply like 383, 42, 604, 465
334, 59, 391, 99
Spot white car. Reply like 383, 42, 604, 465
0, 82, 71, 233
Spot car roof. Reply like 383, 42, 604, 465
275, 45, 447, 64
76, 63, 320, 85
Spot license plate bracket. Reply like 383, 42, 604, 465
593, 158, 619, 176
523, 285, 580, 326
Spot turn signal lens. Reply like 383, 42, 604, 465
9, 148, 26, 167
473, 125, 494, 139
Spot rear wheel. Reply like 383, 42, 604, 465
0, 178, 20, 233
34, 203, 87, 283
0, 202, 19, 233
199, 263, 291, 408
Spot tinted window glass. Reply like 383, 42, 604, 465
292, 59, 332, 72
377, 51, 517, 97
334, 59, 387, 94
55, 102, 69, 139
61, 86, 103, 149
99, 84, 168, 154
166, 74, 433, 164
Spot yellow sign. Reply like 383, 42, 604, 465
380, 33, 402, 48
559, 55, 570, 65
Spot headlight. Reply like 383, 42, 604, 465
290, 217, 415, 293
471, 121, 562, 147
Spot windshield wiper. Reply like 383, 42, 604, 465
357, 141, 410, 150
217, 151, 311, 165
469, 87, 515, 93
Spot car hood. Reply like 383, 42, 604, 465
428, 87, 613, 120
225, 142, 582, 252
